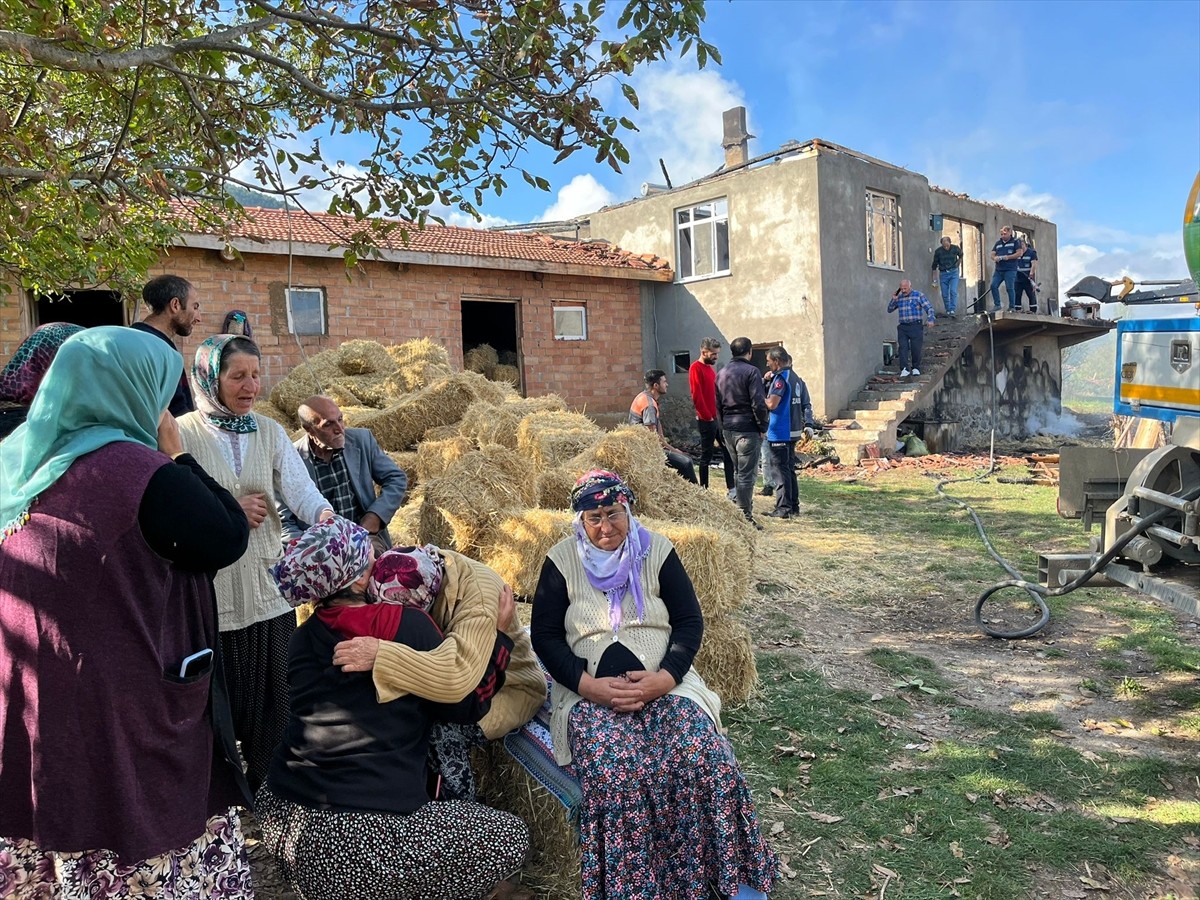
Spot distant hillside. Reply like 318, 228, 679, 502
1062, 332, 1115, 407
225, 185, 289, 209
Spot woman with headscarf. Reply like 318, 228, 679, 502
0, 327, 253, 897
257, 517, 530, 900
0, 322, 83, 440
328, 544, 547, 802
177, 334, 334, 790
530, 469, 777, 900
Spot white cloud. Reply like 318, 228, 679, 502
539, 174, 618, 221
625, 62, 747, 187
1058, 233, 1185, 291
985, 183, 1066, 221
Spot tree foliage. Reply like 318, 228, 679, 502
0, 0, 718, 297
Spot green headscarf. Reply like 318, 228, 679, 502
0, 326, 178, 538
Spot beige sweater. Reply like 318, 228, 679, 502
543, 532, 722, 765
372, 550, 546, 740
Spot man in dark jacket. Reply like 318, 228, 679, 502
716, 336, 768, 528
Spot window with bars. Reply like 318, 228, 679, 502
676, 198, 730, 281
865, 189, 902, 269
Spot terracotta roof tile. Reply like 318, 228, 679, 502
175, 203, 673, 276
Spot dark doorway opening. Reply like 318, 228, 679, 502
461, 299, 522, 392
35, 290, 124, 328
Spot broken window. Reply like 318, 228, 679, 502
940, 217, 985, 287
865, 189, 902, 269
676, 198, 730, 282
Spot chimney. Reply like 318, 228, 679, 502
721, 106, 753, 169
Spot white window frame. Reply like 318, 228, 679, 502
553, 304, 587, 341
285, 287, 326, 335
675, 197, 730, 283
865, 189, 903, 270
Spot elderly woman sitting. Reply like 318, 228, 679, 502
256, 517, 529, 900
530, 470, 777, 900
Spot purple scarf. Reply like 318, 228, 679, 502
572, 510, 652, 632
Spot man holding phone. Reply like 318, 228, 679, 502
886, 279, 936, 378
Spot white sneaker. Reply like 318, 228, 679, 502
899, 368, 910, 377
911, 367, 921, 376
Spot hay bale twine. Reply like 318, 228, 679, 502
695, 614, 758, 705
642, 519, 752, 618
337, 339, 398, 376
516, 410, 603, 474
416, 436, 474, 482
492, 364, 520, 387
463, 343, 499, 378
479, 509, 573, 598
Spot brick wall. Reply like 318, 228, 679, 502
1, 251, 645, 418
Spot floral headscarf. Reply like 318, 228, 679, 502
569, 469, 651, 632
0, 323, 84, 405
367, 545, 446, 610
270, 516, 373, 607
191, 334, 259, 434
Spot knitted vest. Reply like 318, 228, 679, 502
544, 532, 722, 765
178, 412, 288, 630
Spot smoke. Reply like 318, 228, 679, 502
1026, 408, 1083, 437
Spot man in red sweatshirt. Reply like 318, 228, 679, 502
688, 337, 734, 492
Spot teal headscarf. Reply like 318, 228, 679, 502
0, 326, 178, 538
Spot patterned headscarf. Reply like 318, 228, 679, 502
570, 468, 637, 512
367, 545, 446, 610
0, 323, 84, 404
191, 334, 259, 434
569, 469, 651, 632
271, 516, 374, 607
1, 327, 177, 540
221, 310, 253, 338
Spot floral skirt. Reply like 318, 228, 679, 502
255, 786, 528, 900
569, 694, 777, 900
0, 808, 251, 899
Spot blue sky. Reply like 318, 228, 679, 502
467, 0, 1200, 291
281, 0, 1199, 291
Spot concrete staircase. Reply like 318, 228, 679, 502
827, 316, 982, 462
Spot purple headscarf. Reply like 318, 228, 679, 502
367, 545, 446, 610
271, 516, 373, 607
570, 469, 651, 632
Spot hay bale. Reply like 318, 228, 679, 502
492, 363, 520, 387
385, 337, 449, 370
568, 426, 666, 501
535, 466, 577, 511
463, 343, 499, 378
387, 489, 423, 546
327, 373, 400, 409
694, 614, 758, 705
417, 450, 536, 553
390, 361, 455, 393
386, 451, 419, 489
474, 744, 581, 900
355, 373, 480, 451
416, 436, 474, 482
268, 348, 343, 415
516, 411, 602, 474
337, 339, 398, 376
458, 396, 568, 448
497, 349, 519, 367
638, 475, 755, 544
342, 405, 378, 428
423, 424, 466, 442
479, 509, 573, 598
252, 400, 296, 431
641, 518, 752, 618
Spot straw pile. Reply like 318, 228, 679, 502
416, 436, 475, 482
492, 364, 521, 387
458, 395, 568, 448
516, 411, 603, 472
479, 509, 574, 597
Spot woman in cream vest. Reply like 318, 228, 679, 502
178, 335, 333, 790
530, 470, 776, 900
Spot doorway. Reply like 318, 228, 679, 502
461, 298, 522, 393
34, 289, 125, 328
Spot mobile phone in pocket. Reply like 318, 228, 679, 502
178, 648, 214, 678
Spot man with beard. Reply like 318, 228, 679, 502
130, 274, 201, 415
688, 336, 734, 492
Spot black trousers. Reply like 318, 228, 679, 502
665, 447, 697, 483
768, 440, 799, 513
897, 321, 925, 370
1015, 274, 1038, 311
696, 418, 735, 490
